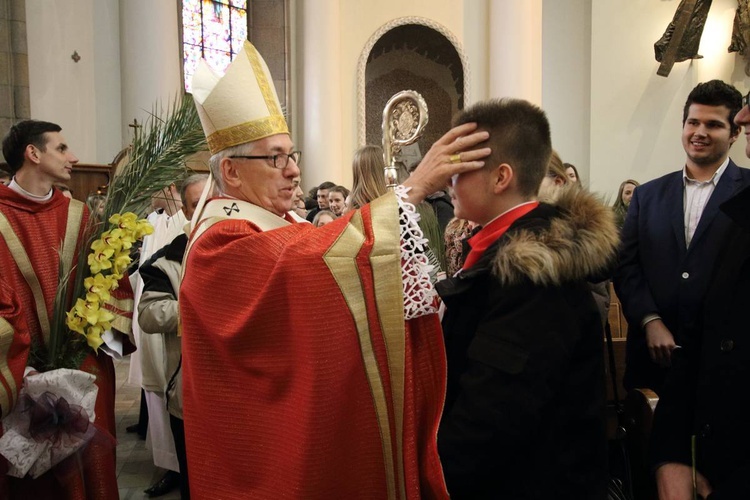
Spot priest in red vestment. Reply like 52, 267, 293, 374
0, 121, 131, 498
179, 41, 490, 499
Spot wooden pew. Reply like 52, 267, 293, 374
69, 163, 113, 202
605, 283, 658, 499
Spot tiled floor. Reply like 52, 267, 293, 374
114, 356, 181, 500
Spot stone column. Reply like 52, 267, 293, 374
0, 0, 30, 138
542, 0, 591, 185
298, 0, 344, 187
488, 0, 543, 105
463, 0, 489, 105
119, 0, 181, 146
251, 0, 289, 116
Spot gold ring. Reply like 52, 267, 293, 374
449, 153, 461, 164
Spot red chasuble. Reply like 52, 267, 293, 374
0, 281, 29, 425
180, 193, 448, 499
0, 184, 125, 499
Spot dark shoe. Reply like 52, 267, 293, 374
125, 423, 147, 440
144, 470, 180, 498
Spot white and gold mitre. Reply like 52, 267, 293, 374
191, 41, 288, 154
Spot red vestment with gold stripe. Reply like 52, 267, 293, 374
0, 185, 122, 499
180, 194, 448, 499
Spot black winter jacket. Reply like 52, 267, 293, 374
437, 189, 619, 499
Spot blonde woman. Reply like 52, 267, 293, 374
312, 210, 335, 227
349, 145, 388, 210
538, 150, 570, 202
349, 144, 445, 272
612, 179, 640, 228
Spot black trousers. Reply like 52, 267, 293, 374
169, 414, 190, 499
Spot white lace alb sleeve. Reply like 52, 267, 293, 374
394, 185, 438, 319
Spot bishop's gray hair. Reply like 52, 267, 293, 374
208, 141, 256, 193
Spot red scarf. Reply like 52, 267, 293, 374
462, 202, 539, 270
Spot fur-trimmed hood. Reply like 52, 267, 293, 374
491, 187, 619, 286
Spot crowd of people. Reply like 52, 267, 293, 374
1, 38, 749, 500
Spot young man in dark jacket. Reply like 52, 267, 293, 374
436, 98, 619, 499
650, 91, 750, 500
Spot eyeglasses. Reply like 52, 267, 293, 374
230, 151, 302, 169
744, 92, 750, 109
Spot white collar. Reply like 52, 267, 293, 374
8, 178, 53, 202
480, 200, 538, 227
682, 157, 730, 186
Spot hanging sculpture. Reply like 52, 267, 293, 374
654, 0, 710, 76
730, 0, 750, 74
655, 0, 750, 77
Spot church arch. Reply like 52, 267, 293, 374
357, 17, 469, 158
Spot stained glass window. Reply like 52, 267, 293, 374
182, 0, 249, 93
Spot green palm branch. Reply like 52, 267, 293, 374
41, 93, 207, 371
416, 202, 446, 275
103, 93, 207, 220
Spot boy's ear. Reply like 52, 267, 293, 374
492, 163, 514, 194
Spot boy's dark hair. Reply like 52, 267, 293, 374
452, 98, 552, 197
317, 181, 336, 192
329, 185, 350, 198
2, 120, 62, 173
683, 80, 742, 136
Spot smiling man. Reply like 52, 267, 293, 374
179, 41, 489, 498
615, 80, 750, 394
649, 89, 750, 500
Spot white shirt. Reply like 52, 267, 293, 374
683, 157, 729, 247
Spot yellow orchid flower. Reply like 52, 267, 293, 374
88, 246, 114, 274
75, 299, 115, 326
98, 309, 115, 326
110, 212, 138, 232
66, 211, 157, 355
119, 233, 137, 251
112, 251, 132, 276
100, 229, 126, 252
66, 308, 87, 335
135, 220, 154, 239
84, 273, 113, 303
91, 235, 110, 253
85, 325, 105, 352
71, 298, 88, 318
